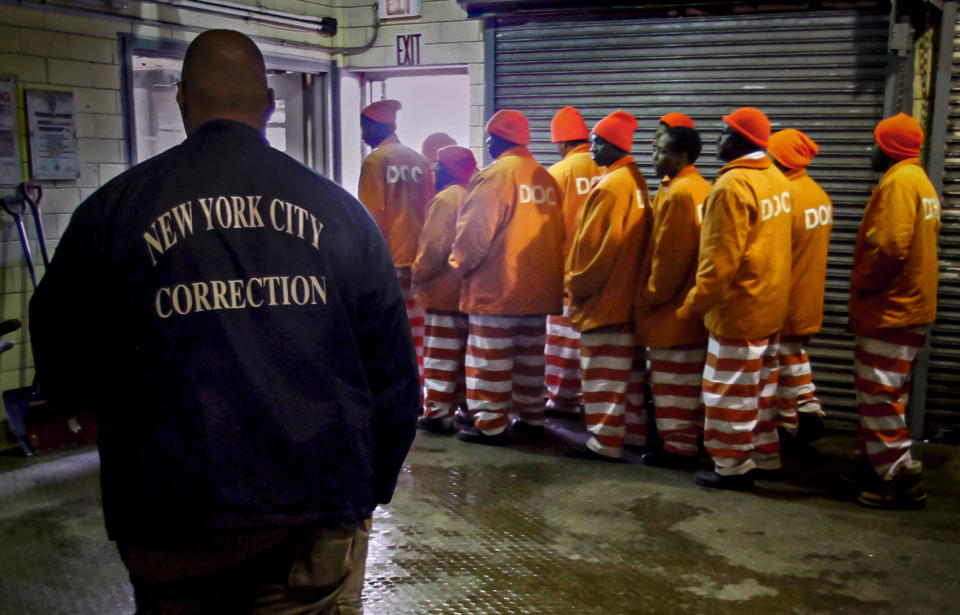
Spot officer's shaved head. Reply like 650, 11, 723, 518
177, 29, 274, 135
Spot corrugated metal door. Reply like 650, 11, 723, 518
493, 10, 890, 424
924, 12, 960, 437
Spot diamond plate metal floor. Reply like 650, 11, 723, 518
1, 426, 958, 615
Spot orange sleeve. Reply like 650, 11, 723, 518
565, 183, 624, 302
851, 179, 917, 293
413, 191, 456, 283
643, 184, 697, 307
450, 171, 509, 277
358, 155, 387, 228
683, 178, 750, 315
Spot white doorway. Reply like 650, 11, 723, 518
340, 69, 470, 197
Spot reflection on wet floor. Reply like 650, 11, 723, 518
0, 423, 959, 614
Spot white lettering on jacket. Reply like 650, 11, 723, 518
155, 275, 328, 318
575, 176, 603, 195
760, 191, 792, 222
519, 184, 558, 206
804, 204, 832, 230
923, 197, 940, 221
635, 190, 645, 209
385, 164, 424, 185
144, 195, 325, 267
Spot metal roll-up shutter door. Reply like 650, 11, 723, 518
494, 9, 889, 425
925, 12, 960, 437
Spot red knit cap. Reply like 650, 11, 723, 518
767, 129, 819, 169
551, 106, 590, 143
723, 107, 771, 148
437, 145, 477, 185
874, 113, 923, 161
592, 110, 638, 153
421, 132, 457, 163
361, 99, 402, 124
486, 109, 530, 146
660, 112, 696, 129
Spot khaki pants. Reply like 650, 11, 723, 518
119, 522, 370, 615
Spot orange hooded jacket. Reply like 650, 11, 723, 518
547, 144, 603, 259
412, 183, 468, 312
678, 154, 793, 340
783, 168, 833, 336
566, 155, 652, 332
635, 165, 711, 347
450, 145, 565, 315
358, 134, 434, 267
848, 158, 940, 335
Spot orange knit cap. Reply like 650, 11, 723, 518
874, 112, 923, 161
362, 99, 402, 124
551, 106, 590, 143
421, 132, 457, 162
767, 129, 819, 169
486, 109, 530, 146
723, 107, 771, 148
437, 145, 477, 184
593, 110, 638, 153
660, 112, 696, 129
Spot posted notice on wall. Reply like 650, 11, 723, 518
0, 78, 21, 187
26, 89, 80, 180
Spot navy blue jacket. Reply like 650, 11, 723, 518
30, 120, 419, 541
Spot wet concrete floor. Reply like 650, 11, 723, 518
0, 422, 958, 614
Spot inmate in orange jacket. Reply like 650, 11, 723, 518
548, 143, 603, 259
635, 165, 711, 347
566, 155, 652, 332
358, 134, 434, 267
450, 145, 565, 315
783, 168, 833, 336
678, 153, 793, 339
412, 184, 467, 312
848, 158, 940, 336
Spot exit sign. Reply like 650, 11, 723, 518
396, 33, 422, 66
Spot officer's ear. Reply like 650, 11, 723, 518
176, 80, 188, 128
265, 88, 276, 124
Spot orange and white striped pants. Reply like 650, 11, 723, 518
545, 312, 582, 409
775, 336, 823, 434
465, 314, 547, 435
422, 310, 468, 420
854, 327, 926, 481
702, 333, 781, 475
396, 267, 425, 385
580, 324, 646, 458
648, 344, 706, 456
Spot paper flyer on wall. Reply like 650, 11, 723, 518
0, 78, 21, 187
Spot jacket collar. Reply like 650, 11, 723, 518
564, 143, 591, 159
719, 152, 772, 175
785, 167, 809, 181
375, 133, 401, 150
603, 155, 635, 175
190, 119, 268, 145
881, 157, 921, 181
496, 145, 533, 160
673, 164, 700, 181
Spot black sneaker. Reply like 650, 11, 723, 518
857, 461, 927, 509
544, 399, 582, 418
453, 407, 475, 429
797, 412, 826, 444
640, 450, 702, 470
565, 443, 624, 463
417, 416, 455, 434
456, 425, 509, 446
694, 470, 755, 491
511, 418, 546, 439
